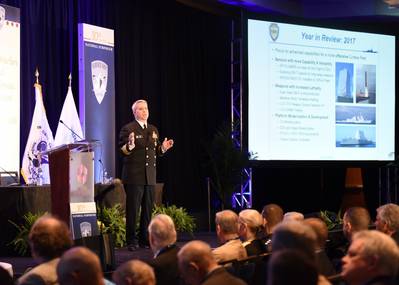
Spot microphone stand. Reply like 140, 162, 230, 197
59, 119, 84, 141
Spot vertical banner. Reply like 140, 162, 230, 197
0, 5, 20, 176
78, 24, 115, 182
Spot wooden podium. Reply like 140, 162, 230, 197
48, 142, 98, 226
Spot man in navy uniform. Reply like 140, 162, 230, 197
119, 99, 174, 251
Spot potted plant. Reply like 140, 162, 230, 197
203, 122, 251, 208
8, 212, 47, 256
152, 204, 196, 235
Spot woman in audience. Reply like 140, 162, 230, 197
238, 209, 267, 256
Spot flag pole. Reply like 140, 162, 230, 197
35, 68, 39, 85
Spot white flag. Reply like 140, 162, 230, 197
54, 86, 84, 146
21, 83, 54, 185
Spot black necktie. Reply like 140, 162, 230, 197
143, 124, 147, 130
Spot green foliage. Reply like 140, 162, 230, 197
97, 204, 126, 248
320, 210, 343, 230
203, 122, 251, 207
8, 212, 47, 256
152, 205, 196, 235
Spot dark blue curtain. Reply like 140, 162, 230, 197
0, 0, 231, 211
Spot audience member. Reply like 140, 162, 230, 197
341, 230, 399, 285
238, 209, 267, 256
343, 207, 371, 242
267, 249, 319, 285
113, 260, 155, 285
147, 214, 180, 285
271, 221, 332, 285
283, 211, 304, 222
304, 218, 336, 277
57, 246, 104, 285
261, 203, 284, 238
18, 214, 73, 285
375, 203, 399, 245
0, 266, 13, 285
272, 220, 317, 260
261, 203, 284, 251
178, 240, 247, 285
213, 210, 247, 263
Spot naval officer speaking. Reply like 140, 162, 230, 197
119, 99, 174, 251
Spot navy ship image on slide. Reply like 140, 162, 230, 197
338, 130, 375, 147
336, 114, 373, 124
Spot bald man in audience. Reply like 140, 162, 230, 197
375, 203, 399, 245
343, 207, 371, 242
341, 230, 399, 285
212, 210, 247, 263
178, 240, 247, 285
18, 214, 73, 285
238, 209, 267, 256
113, 260, 155, 285
147, 214, 181, 285
304, 218, 336, 277
57, 246, 104, 285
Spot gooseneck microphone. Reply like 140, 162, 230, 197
59, 119, 84, 141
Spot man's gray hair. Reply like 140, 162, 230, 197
148, 214, 177, 247
131, 99, 148, 113
353, 230, 399, 276
377, 203, 399, 232
215, 210, 239, 234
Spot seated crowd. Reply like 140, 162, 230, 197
3, 202, 399, 285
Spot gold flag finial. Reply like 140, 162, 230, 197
35, 68, 39, 84
68, 73, 72, 87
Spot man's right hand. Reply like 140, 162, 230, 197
128, 132, 135, 150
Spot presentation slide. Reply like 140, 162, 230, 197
0, 5, 20, 173
248, 19, 395, 161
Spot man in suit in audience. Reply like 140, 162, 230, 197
304, 218, 336, 277
343, 207, 371, 242
57, 246, 105, 285
147, 214, 181, 285
178, 240, 247, 285
113, 260, 155, 285
341, 230, 399, 285
212, 210, 247, 263
375, 203, 399, 245
17, 215, 73, 285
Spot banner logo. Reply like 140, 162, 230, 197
91, 60, 108, 104
269, 23, 279, 42
0, 6, 5, 30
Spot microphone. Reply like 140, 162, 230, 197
0, 165, 19, 186
94, 178, 122, 203
59, 120, 84, 141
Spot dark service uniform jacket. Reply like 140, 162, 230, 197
119, 120, 163, 185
